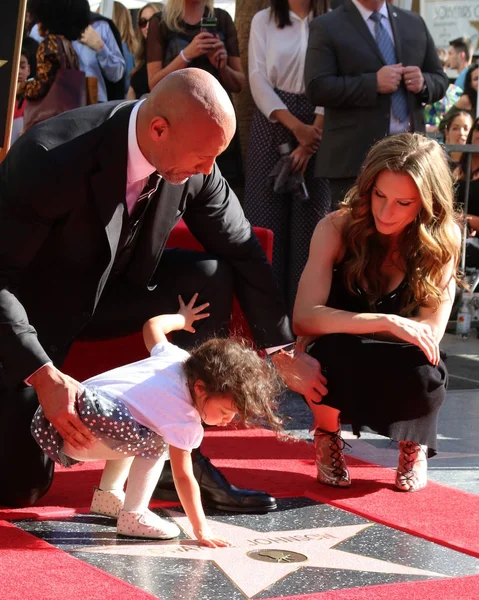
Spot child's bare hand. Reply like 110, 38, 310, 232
197, 535, 231, 548
178, 293, 210, 333
193, 524, 231, 547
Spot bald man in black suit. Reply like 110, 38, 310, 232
0, 69, 326, 509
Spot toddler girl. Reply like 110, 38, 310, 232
32, 294, 283, 546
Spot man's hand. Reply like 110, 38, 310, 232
402, 65, 424, 94
271, 349, 327, 403
377, 64, 403, 94
28, 364, 96, 449
80, 25, 105, 52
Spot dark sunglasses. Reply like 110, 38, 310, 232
138, 16, 152, 28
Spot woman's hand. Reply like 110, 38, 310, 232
177, 293, 210, 333
208, 38, 228, 70
385, 315, 440, 365
292, 123, 321, 153
194, 526, 231, 548
183, 33, 218, 61
290, 146, 314, 174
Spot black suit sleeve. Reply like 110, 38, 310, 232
0, 143, 61, 387
416, 16, 448, 105
182, 165, 292, 349
305, 16, 378, 109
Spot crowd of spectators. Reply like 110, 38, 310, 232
10, 0, 479, 301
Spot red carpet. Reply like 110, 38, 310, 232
200, 429, 479, 558
1, 427, 479, 599
267, 576, 479, 600
0, 520, 159, 600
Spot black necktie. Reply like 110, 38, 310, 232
130, 172, 161, 225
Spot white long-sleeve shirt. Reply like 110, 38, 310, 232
248, 8, 323, 122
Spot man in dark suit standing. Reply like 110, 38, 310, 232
305, 0, 448, 207
0, 69, 326, 509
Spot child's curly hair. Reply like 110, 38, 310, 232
183, 337, 285, 432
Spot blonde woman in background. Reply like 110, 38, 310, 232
127, 2, 163, 99
146, 0, 244, 93
112, 1, 137, 95
145, 0, 245, 189
294, 134, 461, 494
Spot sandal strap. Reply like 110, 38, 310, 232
315, 429, 351, 477
398, 442, 427, 485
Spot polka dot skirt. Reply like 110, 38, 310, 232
244, 89, 332, 315
31, 386, 167, 468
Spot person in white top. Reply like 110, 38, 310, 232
32, 294, 283, 543
244, 0, 331, 316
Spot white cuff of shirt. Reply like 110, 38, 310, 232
24, 362, 53, 386
265, 343, 295, 356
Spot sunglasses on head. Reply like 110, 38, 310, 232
138, 16, 151, 28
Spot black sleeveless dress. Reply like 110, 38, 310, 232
308, 263, 448, 457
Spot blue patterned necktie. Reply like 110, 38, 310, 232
370, 11, 408, 123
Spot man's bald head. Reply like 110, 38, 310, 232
137, 69, 237, 184
147, 69, 236, 136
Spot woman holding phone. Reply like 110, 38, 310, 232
146, 0, 244, 93
146, 0, 245, 188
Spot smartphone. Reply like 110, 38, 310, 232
200, 17, 218, 36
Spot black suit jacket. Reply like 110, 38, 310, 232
305, 0, 448, 178
0, 102, 291, 390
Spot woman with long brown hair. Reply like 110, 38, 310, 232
293, 133, 462, 493
443, 110, 473, 167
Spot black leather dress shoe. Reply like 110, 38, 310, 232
152, 449, 277, 513
1, 458, 54, 508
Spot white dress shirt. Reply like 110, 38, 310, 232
351, 0, 409, 134
248, 8, 323, 122
126, 100, 158, 214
